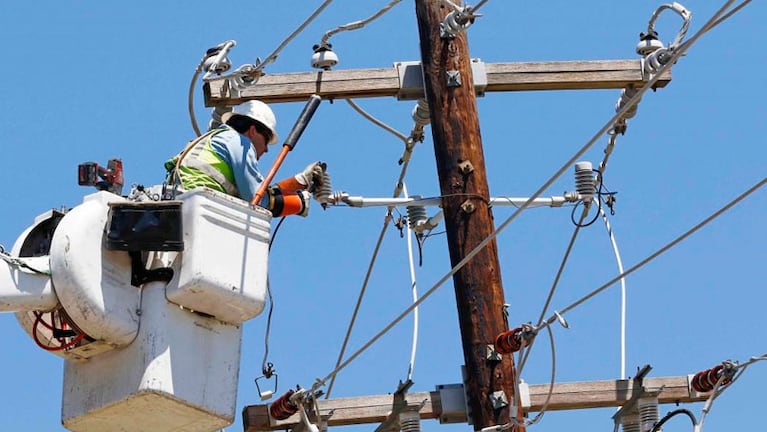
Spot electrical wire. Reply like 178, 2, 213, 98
345, 99, 409, 143
697, 354, 766, 430
188, 63, 203, 137
537, 175, 767, 333
0, 248, 50, 275
312, 8, 695, 389
403, 183, 420, 382
650, 409, 698, 432
320, 0, 402, 47
262, 216, 287, 378
325, 210, 393, 399
518, 207, 587, 377
316, 0, 748, 396
325, 105, 421, 397
256, 0, 336, 74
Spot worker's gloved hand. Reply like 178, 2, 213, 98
294, 161, 325, 191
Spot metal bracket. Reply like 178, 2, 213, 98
395, 59, 488, 100
612, 364, 658, 427
486, 344, 502, 361
460, 200, 476, 214
446, 70, 462, 87
374, 380, 420, 432
458, 160, 474, 175
436, 383, 469, 424
489, 390, 509, 410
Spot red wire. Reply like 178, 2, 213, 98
31, 311, 87, 352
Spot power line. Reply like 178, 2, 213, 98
537, 174, 767, 332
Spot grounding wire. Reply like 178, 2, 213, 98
345, 99, 409, 143
537, 174, 767, 333
599, 206, 627, 380
403, 183, 420, 382
320, 0, 402, 47
325, 139, 419, 398
315, 0, 743, 394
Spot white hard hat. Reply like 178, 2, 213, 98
221, 100, 279, 144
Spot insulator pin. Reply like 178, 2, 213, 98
269, 389, 298, 420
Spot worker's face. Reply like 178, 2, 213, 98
249, 126, 269, 159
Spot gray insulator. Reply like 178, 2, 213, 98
616, 87, 640, 120
621, 413, 641, 432
574, 162, 596, 203
638, 397, 660, 432
406, 201, 428, 232
401, 416, 421, 432
412, 99, 430, 127
313, 172, 334, 207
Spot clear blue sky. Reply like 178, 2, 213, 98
1, 1, 765, 431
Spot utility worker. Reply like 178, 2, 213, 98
165, 100, 324, 217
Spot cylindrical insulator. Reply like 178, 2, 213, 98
406, 202, 428, 232
269, 389, 298, 420
412, 99, 430, 127
621, 413, 641, 432
313, 172, 333, 207
574, 162, 596, 203
401, 416, 421, 432
616, 87, 640, 120
638, 396, 659, 432
495, 327, 525, 354
691, 364, 730, 393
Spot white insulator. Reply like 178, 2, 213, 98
638, 396, 660, 432
574, 162, 596, 203
636, 37, 664, 56
311, 48, 338, 70
203, 55, 232, 75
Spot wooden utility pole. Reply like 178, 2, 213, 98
415, 1, 517, 429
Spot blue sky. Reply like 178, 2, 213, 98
1, 1, 765, 431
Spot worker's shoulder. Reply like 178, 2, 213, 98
210, 125, 242, 143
